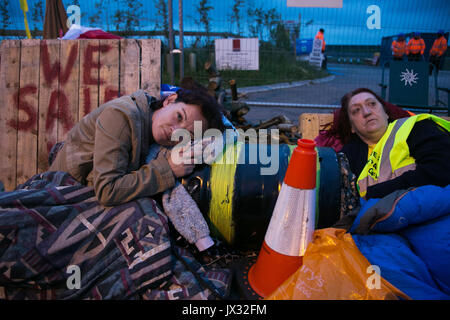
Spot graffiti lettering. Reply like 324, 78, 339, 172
41, 40, 79, 86
82, 87, 92, 115
46, 90, 74, 132
8, 85, 37, 131
104, 87, 120, 103
83, 44, 110, 85
8, 43, 119, 141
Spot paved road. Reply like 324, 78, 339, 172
239, 63, 450, 125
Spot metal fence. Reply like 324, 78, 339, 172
2, 0, 450, 107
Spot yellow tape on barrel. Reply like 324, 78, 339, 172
208, 142, 244, 244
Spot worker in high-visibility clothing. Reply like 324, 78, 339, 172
315, 28, 327, 69
337, 88, 450, 200
429, 30, 448, 75
315, 28, 326, 52
391, 34, 407, 60
407, 32, 426, 61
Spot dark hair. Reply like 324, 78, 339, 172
175, 88, 225, 132
333, 88, 392, 144
320, 28, 325, 33
151, 78, 225, 133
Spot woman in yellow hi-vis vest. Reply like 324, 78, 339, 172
338, 88, 450, 199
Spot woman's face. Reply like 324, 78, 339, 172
151, 94, 208, 146
347, 92, 389, 145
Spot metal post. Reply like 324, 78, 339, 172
168, 0, 175, 84
179, 0, 184, 81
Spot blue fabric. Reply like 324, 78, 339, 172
348, 197, 378, 233
401, 214, 450, 296
350, 185, 450, 300
373, 185, 450, 233
160, 84, 180, 98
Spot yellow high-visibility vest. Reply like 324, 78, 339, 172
357, 114, 450, 198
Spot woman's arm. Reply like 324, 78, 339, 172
366, 120, 450, 199
92, 107, 176, 206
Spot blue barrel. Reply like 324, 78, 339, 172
181, 143, 341, 250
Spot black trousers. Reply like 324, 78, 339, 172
429, 55, 442, 75
408, 53, 422, 61
322, 53, 327, 69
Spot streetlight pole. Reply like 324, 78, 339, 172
179, 0, 184, 81
168, 0, 175, 84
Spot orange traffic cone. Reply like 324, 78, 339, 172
247, 138, 317, 298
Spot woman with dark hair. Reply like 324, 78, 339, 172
337, 88, 450, 199
49, 87, 225, 206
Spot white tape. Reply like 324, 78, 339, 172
264, 184, 315, 256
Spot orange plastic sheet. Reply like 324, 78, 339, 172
267, 228, 410, 300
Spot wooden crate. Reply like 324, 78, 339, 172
299, 113, 334, 140
299, 113, 450, 141
0, 39, 161, 191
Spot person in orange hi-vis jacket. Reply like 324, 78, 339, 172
407, 32, 426, 61
315, 28, 326, 52
391, 33, 407, 60
315, 28, 327, 69
429, 30, 448, 75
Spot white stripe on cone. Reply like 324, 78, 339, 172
264, 183, 315, 257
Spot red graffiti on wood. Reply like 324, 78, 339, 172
8, 42, 120, 144
46, 90, 74, 132
82, 87, 92, 115
104, 87, 120, 103
83, 44, 110, 85
7, 85, 37, 131
41, 40, 79, 86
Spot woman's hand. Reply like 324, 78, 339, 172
167, 137, 216, 178
167, 154, 196, 178
167, 143, 198, 178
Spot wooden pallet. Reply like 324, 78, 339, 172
298, 113, 334, 140
299, 112, 450, 141
0, 39, 161, 191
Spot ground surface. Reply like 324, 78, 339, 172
238, 63, 450, 125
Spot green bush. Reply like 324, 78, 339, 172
162, 47, 329, 88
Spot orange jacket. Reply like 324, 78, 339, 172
391, 40, 407, 57
430, 37, 448, 57
407, 38, 425, 55
315, 31, 326, 52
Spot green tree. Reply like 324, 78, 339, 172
0, 0, 11, 31
113, 0, 144, 34
271, 23, 292, 51
31, 0, 44, 34
247, 7, 262, 38
195, 0, 213, 47
153, 0, 169, 46
89, 0, 106, 27
247, 6, 280, 41
229, 0, 244, 35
